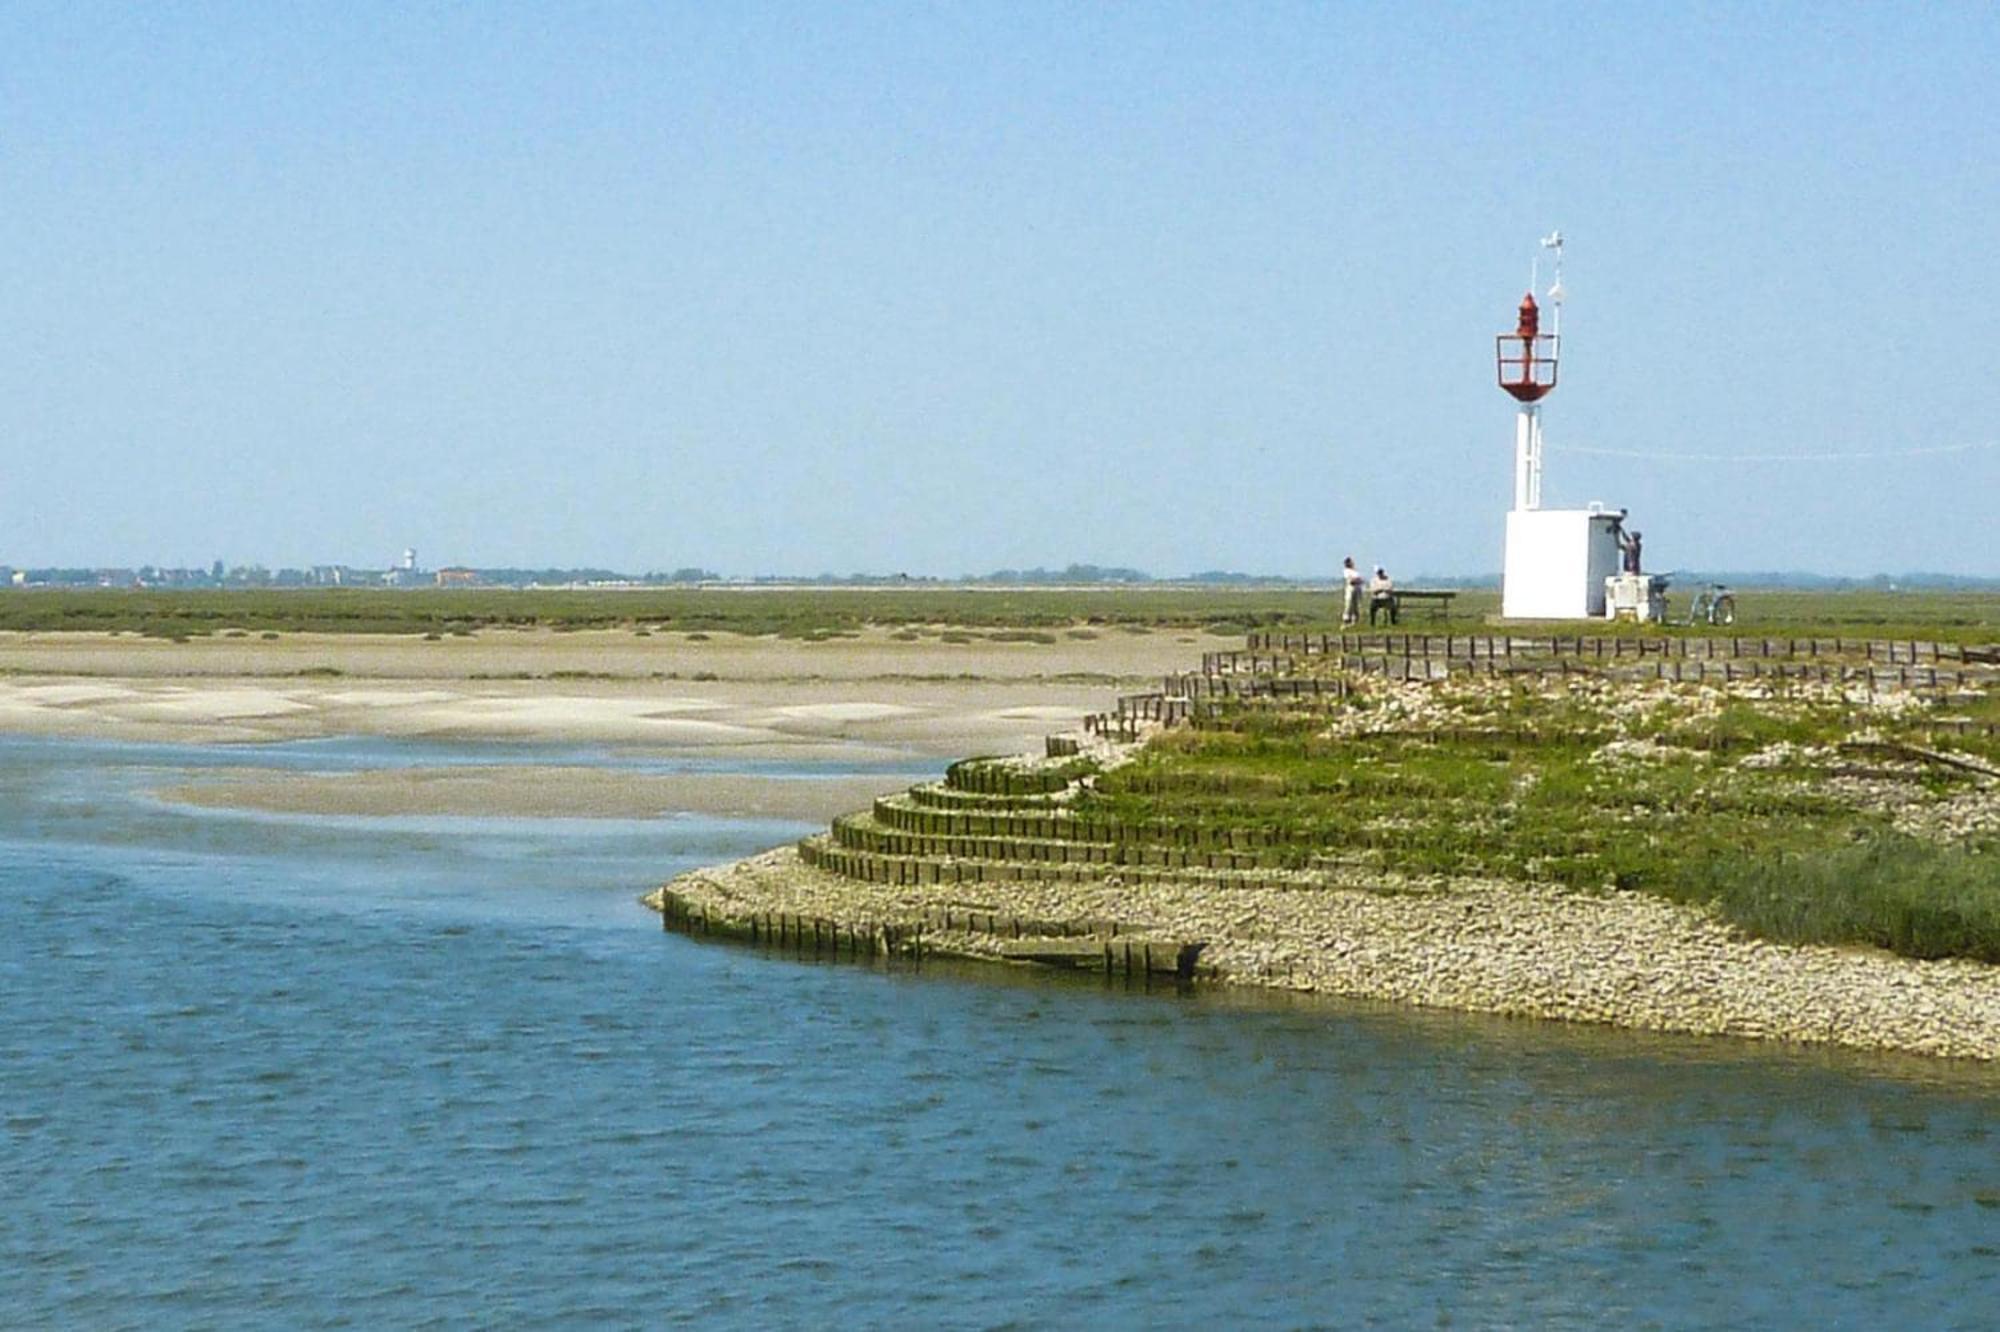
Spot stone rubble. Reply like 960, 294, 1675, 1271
649, 845, 2000, 1062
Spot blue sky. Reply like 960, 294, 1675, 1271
3, 2, 1996, 577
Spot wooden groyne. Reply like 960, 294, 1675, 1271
1205, 635, 1997, 690
653, 883, 1206, 981
653, 627, 1996, 1006
643, 624, 2000, 1057
1242, 631, 1997, 664
656, 887, 921, 959
774, 627, 2000, 940
1073, 631, 2000, 739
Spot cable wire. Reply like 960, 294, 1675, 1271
1546, 440, 1997, 464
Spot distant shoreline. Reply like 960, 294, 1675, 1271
1, 585, 1997, 647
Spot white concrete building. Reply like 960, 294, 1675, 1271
1495, 235, 1632, 620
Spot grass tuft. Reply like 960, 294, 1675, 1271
1667, 837, 2000, 961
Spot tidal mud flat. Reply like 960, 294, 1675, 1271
0, 626, 1236, 819
0, 625, 1232, 750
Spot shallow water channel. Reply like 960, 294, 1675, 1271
3, 735, 1997, 1327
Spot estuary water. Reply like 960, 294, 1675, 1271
3, 735, 1997, 1329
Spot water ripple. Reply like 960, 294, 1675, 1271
2, 738, 1999, 1327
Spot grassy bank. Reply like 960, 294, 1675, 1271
1667, 838, 2000, 962
1077, 672, 2000, 962
0, 586, 1354, 638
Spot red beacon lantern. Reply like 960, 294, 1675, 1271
1496, 292, 1558, 402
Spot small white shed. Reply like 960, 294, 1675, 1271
1501, 508, 1624, 619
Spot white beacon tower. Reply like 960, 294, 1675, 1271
1497, 234, 1624, 619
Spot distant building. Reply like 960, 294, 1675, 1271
383, 547, 427, 588
435, 567, 479, 587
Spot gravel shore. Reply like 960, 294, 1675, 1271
649, 846, 2000, 1061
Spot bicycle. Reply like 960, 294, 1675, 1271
1684, 582, 1737, 627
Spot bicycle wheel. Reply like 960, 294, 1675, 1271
1712, 595, 1736, 626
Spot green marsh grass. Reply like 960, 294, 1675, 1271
1669, 837, 2000, 962
0, 584, 1992, 641
1085, 672, 1999, 957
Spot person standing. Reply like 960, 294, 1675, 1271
1341, 556, 1364, 627
1611, 518, 1643, 575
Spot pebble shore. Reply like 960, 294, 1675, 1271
648, 847, 2000, 1061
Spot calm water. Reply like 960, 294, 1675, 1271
3, 737, 1997, 1328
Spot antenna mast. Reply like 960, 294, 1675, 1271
1541, 230, 1564, 338
1497, 232, 1562, 511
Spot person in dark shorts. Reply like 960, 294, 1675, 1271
1368, 567, 1397, 625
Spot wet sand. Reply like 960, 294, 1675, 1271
0, 626, 1231, 817
158, 768, 914, 822
0, 626, 1225, 751
0, 624, 1214, 683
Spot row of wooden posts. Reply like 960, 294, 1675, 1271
1243, 632, 1995, 664
1205, 654, 1986, 689
834, 814, 1292, 872
657, 888, 1201, 978
872, 795, 1293, 847
798, 833, 1309, 897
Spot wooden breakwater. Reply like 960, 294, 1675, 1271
658, 627, 1995, 986
653, 884, 1206, 981
1214, 634, 1997, 689
1243, 632, 1996, 663
838, 627, 2000, 894
1073, 631, 2000, 740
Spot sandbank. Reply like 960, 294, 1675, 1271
0, 627, 1229, 753
0, 625, 1224, 683
159, 768, 913, 823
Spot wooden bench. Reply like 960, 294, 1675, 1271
1372, 589, 1457, 624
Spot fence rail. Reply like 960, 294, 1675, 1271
1244, 632, 1992, 664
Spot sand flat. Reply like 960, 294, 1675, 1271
157, 768, 915, 822
771, 701, 920, 722
116, 687, 316, 720
11, 683, 145, 705
0, 627, 1198, 753
420, 697, 772, 740
0, 625, 1231, 683
316, 689, 463, 707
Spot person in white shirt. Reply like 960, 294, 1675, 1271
1341, 557, 1363, 626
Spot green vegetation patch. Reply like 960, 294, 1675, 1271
1667, 838, 2000, 962
0, 585, 1993, 642
1087, 673, 1999, 960
1664, 836, 2000, 960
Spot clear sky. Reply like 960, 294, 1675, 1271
3, 2, 1996, 577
